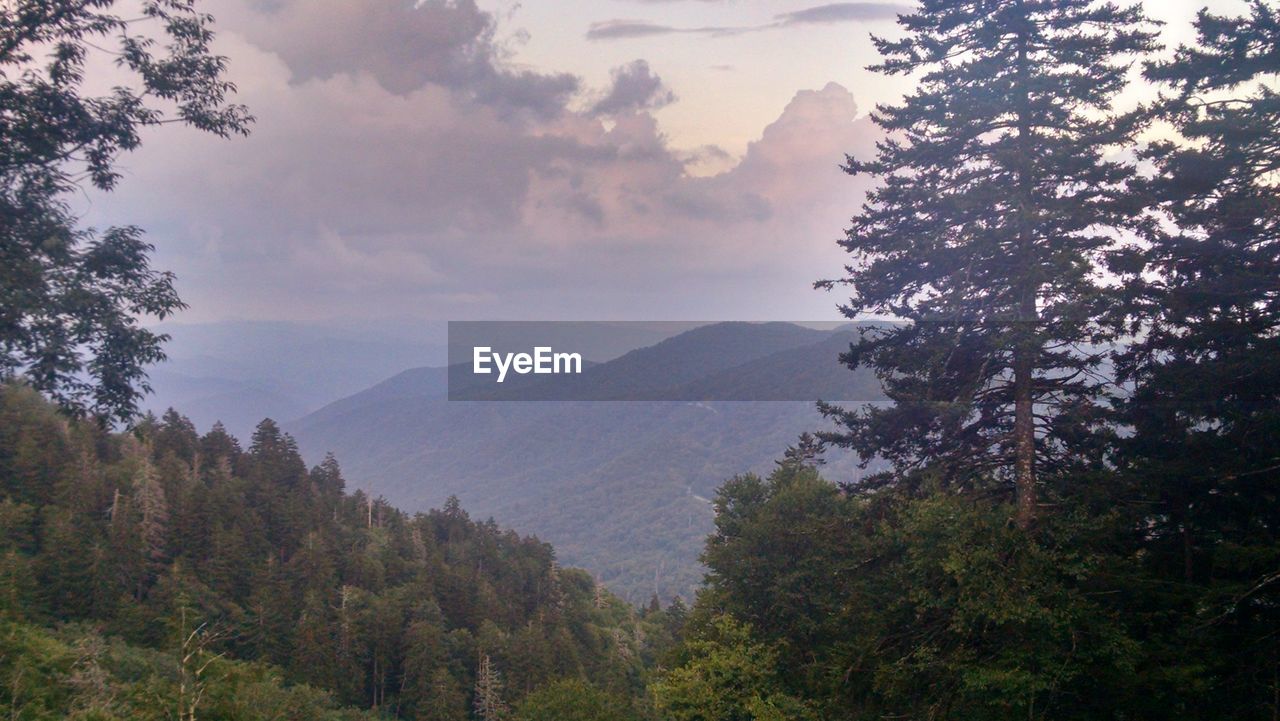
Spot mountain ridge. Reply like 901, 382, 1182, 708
289, 322, 888, 600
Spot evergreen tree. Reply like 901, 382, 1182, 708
419, 668, 467, 721
132, 455, 169, 599
1114, 2, 1280, 715
0, 389, 669, 719
474, 653, 509, 721
817, 0, 1158, 527
1121, 0, 1280, 574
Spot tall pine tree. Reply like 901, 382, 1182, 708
819, 0, 1157, 527
1118, 0, 1280, 572
1115, 2, 1280, 715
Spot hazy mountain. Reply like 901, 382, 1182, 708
289, 322, 887, 602
144, 321, 702, 438
457, 321, 834, 401
140, 321, 445, 437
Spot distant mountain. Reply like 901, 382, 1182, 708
672, 330, 883, 401
458, 322, 834, 400
145, 320, 701, 438
144, 367, 312, 438
289, 322, 888, 602
142, 321, 445, 437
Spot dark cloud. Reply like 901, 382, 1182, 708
586, 20, 683, 40
586, 2, 906, 40
592, 60, 676, 115
227, 0, 578, 116
775, 3, 907, 25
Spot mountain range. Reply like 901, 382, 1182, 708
288, 322, 887, 601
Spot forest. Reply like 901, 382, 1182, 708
0, 385, 684, 719
1, 0, 1278, 719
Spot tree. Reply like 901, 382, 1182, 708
1113, 2, 1280, 716
417, 668, 467, 721
1121, 0, 1280, 576
132, 455, 169, 599
0, 0, 251, 424
474, 653, 509, 721
515, 678, 636, 721
817, 0, 1157, 527
694, 461, 1150, 719
0, 388, 663, 719
651, 615, 814, 721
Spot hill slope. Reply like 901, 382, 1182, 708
0, 386, 672, 719
290, 322, 887, 601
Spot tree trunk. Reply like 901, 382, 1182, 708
1013, 310, 1037, 530
1012, 0, 1037, 531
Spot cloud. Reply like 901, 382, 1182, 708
776, 3, 906, 25
218, 0, 578, 116
586, 2, 907, 40
586, 20, 684, 40
592, 60, 677, 115
84, 5, 885, 323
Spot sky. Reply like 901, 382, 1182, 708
81, 0, 1224, 330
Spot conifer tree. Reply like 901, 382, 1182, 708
134, 456, 169, 599
474, 653, 509, 721
818, 0, 1158, 527
1117, 0, 1280, 569
421, 668, 467, 721
1116, 2, 1280, 714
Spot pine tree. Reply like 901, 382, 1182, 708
776, 432, 826, 471
1117, 0, 1280, 571
474, 653, 509, 721
1115, 2, 1280, 715
818, 0, 1158, 527
419, 668, 467, 721
134, 456, 170, 600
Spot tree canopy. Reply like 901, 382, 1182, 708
0, 0, 251, 424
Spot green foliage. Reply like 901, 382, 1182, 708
652, 615, 814, 721
705, 4, 1280, 716
816, 0, 1159, 527
1109, 3, 1280, 716
514, 678, 638, 721
0, 620, 379, 721
0, 386, 681, 719
0, 0, 251, 423
683, 454, 1277, 719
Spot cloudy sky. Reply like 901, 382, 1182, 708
83, 0, 1214, 328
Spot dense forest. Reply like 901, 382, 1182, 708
652, 1, 1280, 719
2, 0, 1279, 719
0, 386, 684, 719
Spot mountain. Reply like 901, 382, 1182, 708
144, 321, 704, 438
456, 322, 834, 401
289, 322, 887, 602
141, 321, 445, 438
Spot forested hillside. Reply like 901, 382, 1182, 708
291, 322, 887, 602
3, 0, 1279, 719
0, 386, 681, 720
